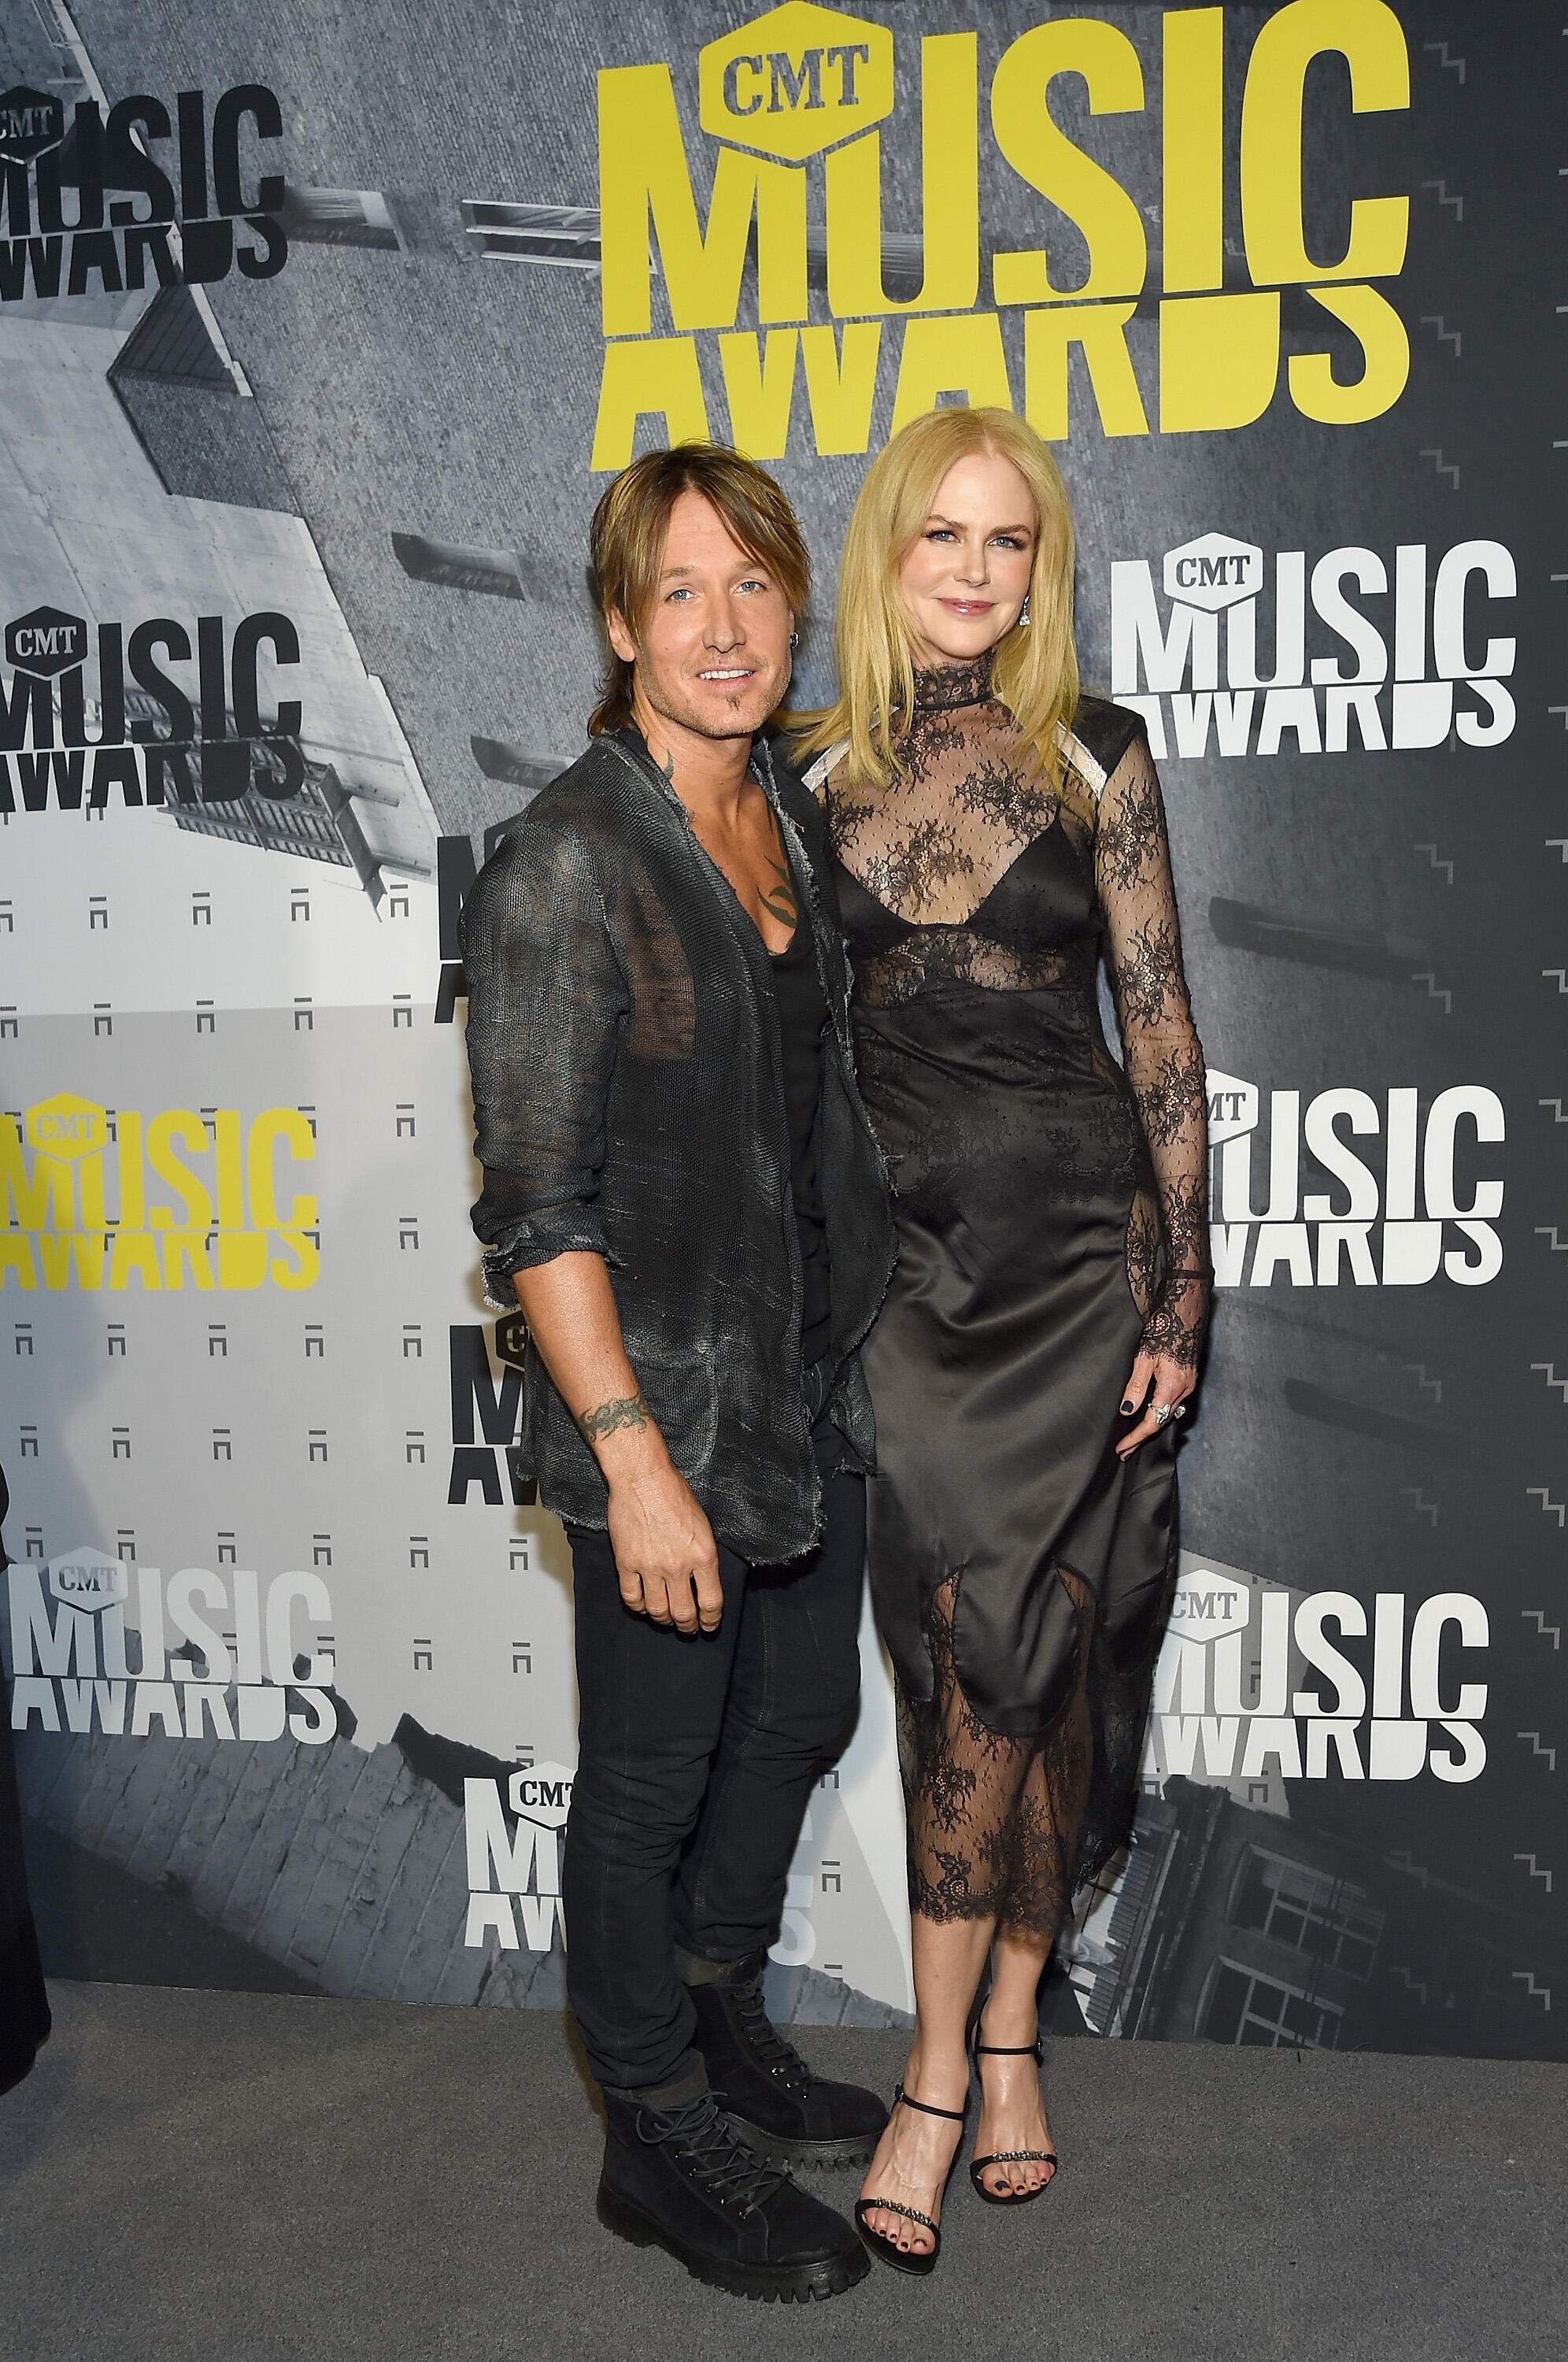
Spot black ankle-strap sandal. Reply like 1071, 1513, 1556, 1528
970, 2041, 1058, 2206
854, 2084, 967, 2277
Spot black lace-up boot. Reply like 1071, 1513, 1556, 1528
597, 2089, 869, 2303
682, 1953, 889, 2168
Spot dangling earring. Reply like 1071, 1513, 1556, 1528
1017, 593, 1031, 631
789, 629, 799, 649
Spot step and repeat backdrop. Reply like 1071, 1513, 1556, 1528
1, 0, 1563, 2056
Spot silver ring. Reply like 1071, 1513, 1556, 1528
1173, 1404, 1187, 1421
1153, 1404, 1171, 1426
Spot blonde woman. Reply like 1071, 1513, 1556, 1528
794, 408, 1209, 2275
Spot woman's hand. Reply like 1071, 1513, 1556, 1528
1115, 1347, 1196, 1459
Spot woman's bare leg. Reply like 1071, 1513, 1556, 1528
970, 1568, 1093, 2197
856, 1911, 991, 2256
861, 1571, 1087, 2253
973, 1923, 1056, 2197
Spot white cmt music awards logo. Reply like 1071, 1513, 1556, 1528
1147, 1561, 1488, 1790
1207, 1072, 1503, 1290
464, 1765, 573, 1953
7, 1549, 337, 1742
1111, 532, 1516, 758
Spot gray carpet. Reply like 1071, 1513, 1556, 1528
2, 1984, 1563, 2362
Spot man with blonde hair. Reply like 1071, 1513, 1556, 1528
461, 446, 893, 2303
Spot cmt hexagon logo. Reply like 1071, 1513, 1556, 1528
700, 2, 892, 161
493, 1310, 528, 1373
48, 1546, 128, 1613
0, 86, 63, 163
1162, 533, 1263, 613
6, 605, 88, 677
26, 1094, 108, 1160
1205, 1071, 1259, 1148
1167, 1569, 1252, 1642
508, 1762, 575, 1828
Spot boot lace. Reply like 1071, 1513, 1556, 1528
732, 1978, 812, 2093
637, 2097, 780, 2214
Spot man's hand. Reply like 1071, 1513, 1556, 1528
511, 1255, 723, 1633
604, 1453, 723, 1634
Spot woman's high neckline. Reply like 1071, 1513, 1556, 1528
911, 650, 996, 715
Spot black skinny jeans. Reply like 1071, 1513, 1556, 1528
562, 1410, 864, 2101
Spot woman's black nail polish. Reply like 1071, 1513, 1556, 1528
1120, 1398, 1135, 1416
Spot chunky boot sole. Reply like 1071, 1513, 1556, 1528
722, 2114, 881, 2171
596, 2179, 870, 2303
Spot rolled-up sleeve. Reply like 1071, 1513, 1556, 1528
460, 821, 629, 1308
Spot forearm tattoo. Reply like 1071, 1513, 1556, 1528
576, 1389, 651, 1445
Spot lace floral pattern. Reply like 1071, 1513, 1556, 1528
852, 930, 1074, 1007
1134, 1042, 1208, 1153
828, 655, 1060, 927
1092, 732, 1211, 1368
824, 657, 1211, 1372
1093, 735, 1167, 894
1124, 1190, 1162, 1320
897, 1571, 1094, 1936
1111, 917, 1185, 1032
826, 661, 1210, 1931
1137, 1175, 1208, 1368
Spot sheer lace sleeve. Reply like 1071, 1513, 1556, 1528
1095, 730, 1211, 1368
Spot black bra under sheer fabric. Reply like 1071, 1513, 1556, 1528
821, 656, 1210, 1938
826, 655, 1208, 1362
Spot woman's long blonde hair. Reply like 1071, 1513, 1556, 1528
791, 406, 1078, 788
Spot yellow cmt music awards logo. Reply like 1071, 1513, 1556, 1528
592, 0, 1412, 470
1, 1094, 318, 1292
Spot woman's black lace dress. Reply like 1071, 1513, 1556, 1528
812, 653, 1210, 1939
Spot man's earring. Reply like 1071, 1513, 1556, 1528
1017, 594, 1031, 631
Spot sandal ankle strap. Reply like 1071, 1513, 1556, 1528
893, 2081, 967, 2123
974, 2041, 1043, 2060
